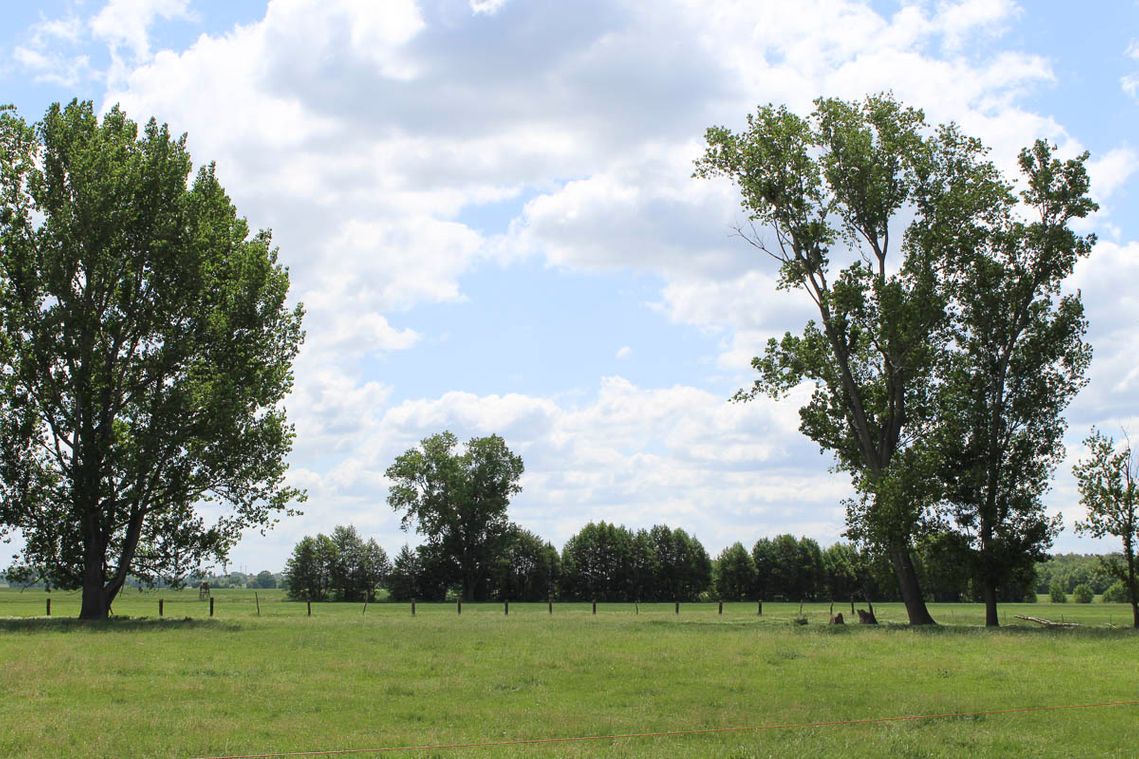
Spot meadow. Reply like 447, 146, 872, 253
1, 588, 1136, 758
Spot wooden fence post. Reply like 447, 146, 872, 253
209, 597, 215, 617
635, 601, 639, 615
307, 599, 312, 617
362, 599, 368, 616
504, 598, 509, 616
675, 601, 680, 615
411, 598, 416, 616
757, 599, 762, 616
255, 592, 261, 617
159, 598, 164, 617
718, 600, 723, 616
46, 598, 51, 616
548, 596, 552, 615
457, 598, 462, 615
592, 599, 597, 615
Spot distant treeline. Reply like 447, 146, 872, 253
279, 522, 1125, 604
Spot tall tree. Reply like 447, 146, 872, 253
1073, 430, 1139, 628
698, 95, 1016, 624
0, 102, 304, 619
386, 431, 523, 601
935, 141, 1094, 626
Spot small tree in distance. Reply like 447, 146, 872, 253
1073, 430, 1139, 627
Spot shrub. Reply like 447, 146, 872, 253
1049, 581, 1067, 603
1101, 581, 1129, 603
1072, 583, 1094, 603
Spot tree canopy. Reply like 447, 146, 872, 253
0, 101, 304, 619
696, 94, 1093, 625
1074, 430, 1139, 627
697, 95, 957, 624
386, 431, 524, 601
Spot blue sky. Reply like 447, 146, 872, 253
3, 0, 1138, 573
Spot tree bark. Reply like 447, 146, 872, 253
982, 578, 999, 627
79, 529, 110, 620
890, 543, 936, 625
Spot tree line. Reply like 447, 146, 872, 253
282, 521, 1076, 604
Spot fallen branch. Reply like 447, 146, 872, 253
1014, 615, 1080, 628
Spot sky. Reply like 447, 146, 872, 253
2, 0, 1138, 574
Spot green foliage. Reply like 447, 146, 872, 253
1101, 581, 1129, 604
283, 525, 388, 602
1072, 583, 1095, 604
935, 139, 1093, 625
386, 431, 524, 602
1073, 430, 1139, 624
560, 522, 712, 602
1050, 581, 1067, 603
697, 95, 968, 624
0, 101, 305, 619
252, 570, 277, 589
490, 525, 560, 601
713, 542, 756, 601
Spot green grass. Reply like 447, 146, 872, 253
1, 590, 1137, 758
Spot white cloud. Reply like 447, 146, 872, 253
77, 0, 1137, 568
1088, 147, 1139, 204
470, 0, 509, 16
615, 346, 632, 360
12, 13, 92, 87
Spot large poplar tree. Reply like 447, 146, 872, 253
936, 141, 1094, 626
0, 101, 304, 619
697, 95, 970, 624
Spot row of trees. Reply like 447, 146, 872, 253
283, 526, 390, 602
284, 523, 1053, 604
376, 425, 1137, 624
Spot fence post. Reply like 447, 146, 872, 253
209, 597, 215, 617
592, 599, 597, 615
504, 598, 509, 616
548, 596, 553, 615
757, 599, 762, 616
635, 601, 639, 615
362, 599, 368, 616
457, 598, 462, 615
412, 598, 416, 616
850, 596, 855, 616
46, 597, 51, 616
718, 600, 723, 616
307, 599, 312, 617
159, 598, 164, 617
675, 601, 680, 615
255, 592, 261, 617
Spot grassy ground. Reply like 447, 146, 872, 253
1, 589, 1136, 758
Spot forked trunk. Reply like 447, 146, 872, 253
890, 543, 936, 625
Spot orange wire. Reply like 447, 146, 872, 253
192, 699, 1139, 758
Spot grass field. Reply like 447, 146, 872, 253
1, 588, 1137, 758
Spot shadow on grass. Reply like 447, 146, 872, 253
0, 616, 242, 633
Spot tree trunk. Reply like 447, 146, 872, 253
1131, 599, 1138, 629
982, 577, 999, 627
890, 543, 936, 625
79, 532, 110, 620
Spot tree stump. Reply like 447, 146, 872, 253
829, 612, 845, 625
857, 608, 878, 624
